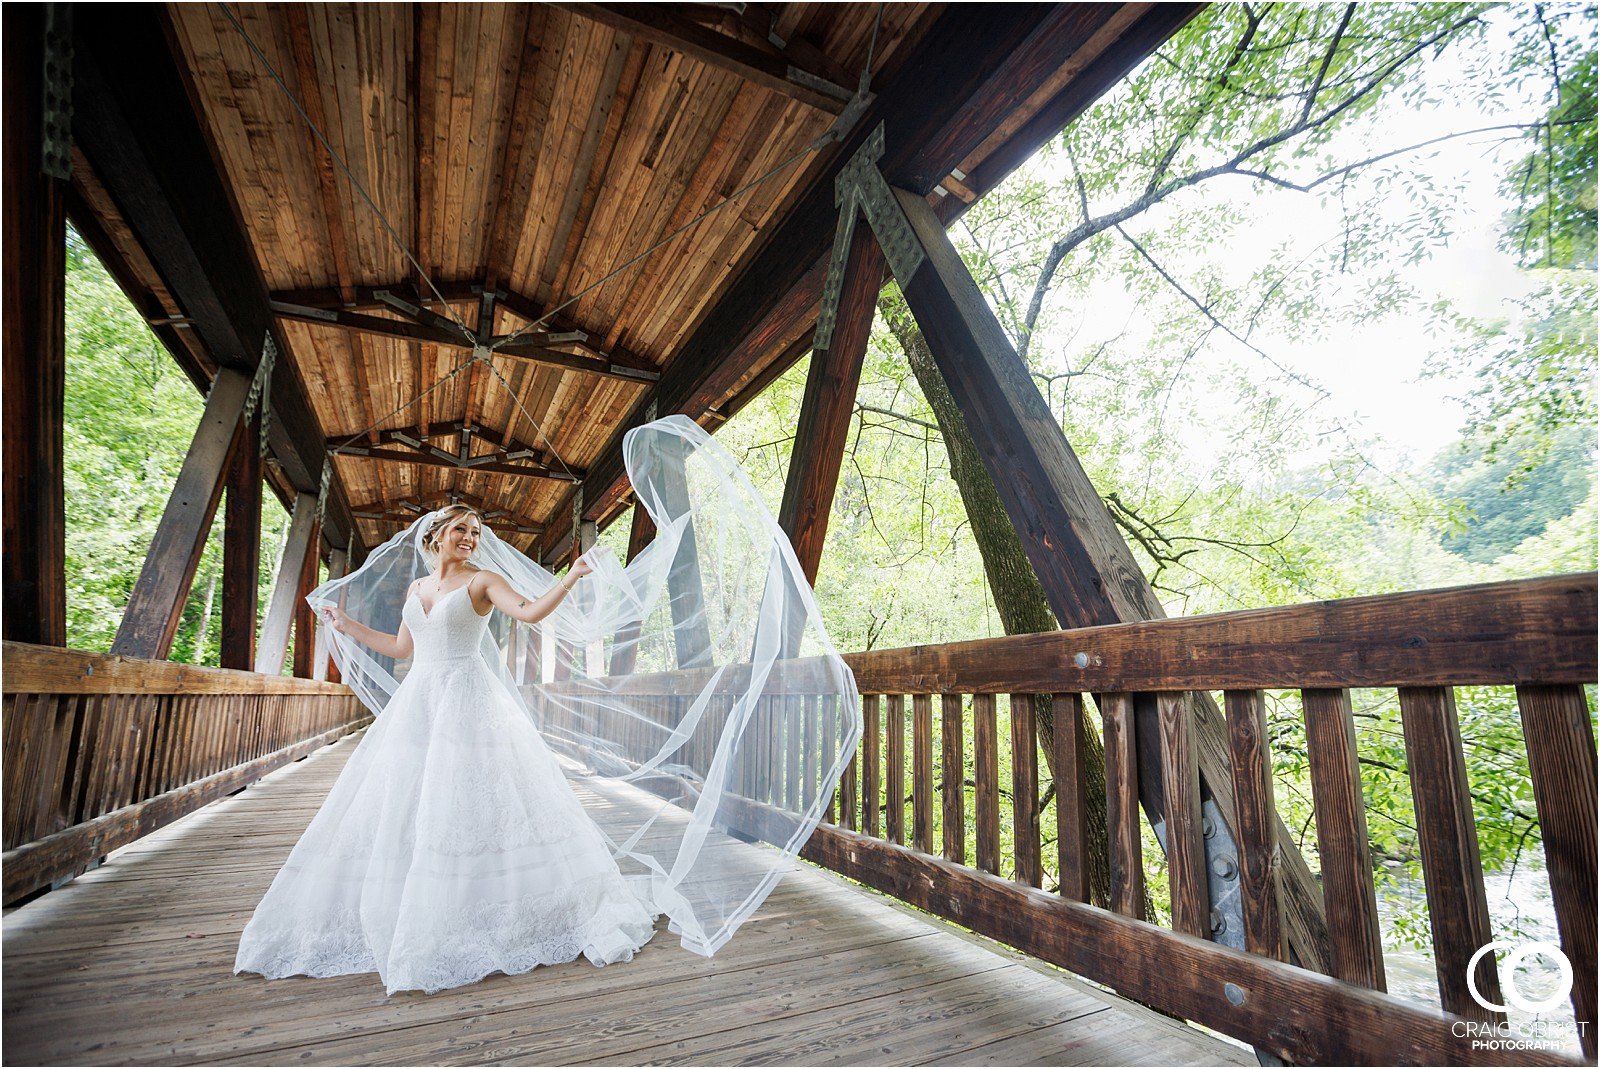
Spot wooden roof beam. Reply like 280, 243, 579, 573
554, 3, 854, 115
328, 418, 554, 466
548, 4, 1202, 558
71, 7, 357, 551
349, 490, 545, 535
354, 511, 544, 537
269, 282, 661, 383
330, 435, 583, 483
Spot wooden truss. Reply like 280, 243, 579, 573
780, 121, 1332, 976
270, 281, 659, 385
348, 489, 545, 537
327, 418, 583, 484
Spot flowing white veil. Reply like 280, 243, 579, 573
307, 414, 861, 957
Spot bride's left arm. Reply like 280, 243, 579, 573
479, 561, 591, 625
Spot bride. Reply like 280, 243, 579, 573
234, 504, 661, 995
233, 415, 861, 997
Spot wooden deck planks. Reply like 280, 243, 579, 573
3, 730, 1248, 1068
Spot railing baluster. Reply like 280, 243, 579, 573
1159, 693, 1207, 937
785, 694, 802, 812
1053, 692, 1089, 901
756, 695, 774, 804
801, 694, 818, 813
885, 694, 905, 845
1400, 685, 1504, 1023
1224, 689, 1283, 960
839, 700, 857, 830
1303, 687, 1386, 990
1517, 683, 1598, 1058
862, 694, 881, 837
1101, 692, 1143, 918
974, 692, 1000, 875
940, 693, 965, 864
911, 693, 933, 854
821, 694, 838, 825
1011, 693, 1041, 887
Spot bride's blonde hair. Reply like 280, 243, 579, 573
421, 504, 484, 560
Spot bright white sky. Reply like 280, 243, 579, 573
1015, 7, 1567, 478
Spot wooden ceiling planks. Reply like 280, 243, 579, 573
140, 4, 1184, 556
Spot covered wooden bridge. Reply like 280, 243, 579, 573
4, 4, 1596, 1065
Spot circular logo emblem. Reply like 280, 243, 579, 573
1468, 940, 1574, 1015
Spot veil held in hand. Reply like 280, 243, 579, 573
307, 414, 862, 956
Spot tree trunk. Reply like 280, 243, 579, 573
880, 293, 1113, 907
192, 571, 217, 664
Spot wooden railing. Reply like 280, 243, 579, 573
1, 641, 371, 905
562, 574, 1595, 1065
816, 573, 1597, 1065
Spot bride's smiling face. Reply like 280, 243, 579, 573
437, 514, 482, 563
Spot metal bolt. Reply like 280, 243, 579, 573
1210, 909, 1227, 936
1073, 652, 1089, 668
1202, 814, 1217, 839
1224, 982, 1245, 1006
1212, 855, 1238, 880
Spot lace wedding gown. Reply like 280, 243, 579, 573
233, 580, 661, 995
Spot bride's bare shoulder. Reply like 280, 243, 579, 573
466, 566, 504, 588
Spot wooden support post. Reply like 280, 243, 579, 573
657, 439, 714, 670
292, 519, 321, 679
112, 370, 252, 660
2, 5, 69, 647
608, 504, 656, 676
778, 224, 885, 585
256, 494, 316, 676
314, 546, 346, 681
221, 416, 261, 670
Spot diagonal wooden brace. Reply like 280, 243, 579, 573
820, 123, 1331, 972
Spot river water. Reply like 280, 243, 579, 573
1376, 862, 1586, 1057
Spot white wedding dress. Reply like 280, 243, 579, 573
233, 580, 661, 995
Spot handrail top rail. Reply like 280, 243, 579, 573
531, 573, 1596, 695
2, 641, 358, 696
844, 571, 1597, 692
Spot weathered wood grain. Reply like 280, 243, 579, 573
1011, 693, 1042, 887
1517, 683, 1598, 1059
1053, 691, 1090, 902
912, 692, 934, 855
3, 730, 1252, 1069
1158, 692, 1206, 938
941, 693, 965, 865
1400, 686, 1503, 1023
1302, 687, 1385, 990
1224, 689, 1283, 961
1100, 693, 1143, 919
1, 4, 67, 648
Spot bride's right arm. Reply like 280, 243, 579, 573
322, 587, 415, 660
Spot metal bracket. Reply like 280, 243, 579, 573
1149, 796, 1248, 953
42, 5, 72, 181
814, 122, 925, 351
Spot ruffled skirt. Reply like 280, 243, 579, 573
233, 655, 661, 995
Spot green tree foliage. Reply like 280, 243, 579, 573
719, 1, 1596, 948
63, 228, 289, 660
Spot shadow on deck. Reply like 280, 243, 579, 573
2, 730, 1248, 1067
